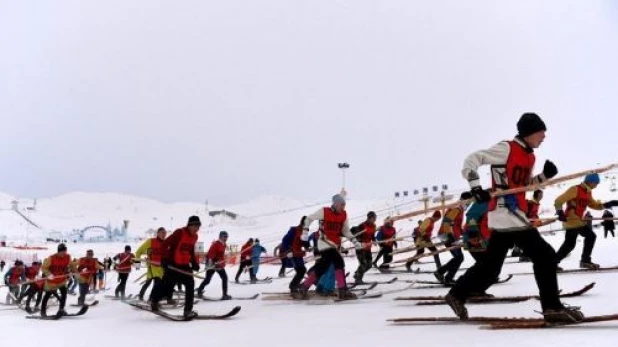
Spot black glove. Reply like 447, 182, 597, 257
160, 259, 169, 270
470, 186, 491, 203
191, 262, 200, 272
543, 160, 558, 179
556, 210, 567, 222
603, 200, 618, 209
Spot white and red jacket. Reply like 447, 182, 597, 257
301, 207, 359, 252
462, 137, 547, 232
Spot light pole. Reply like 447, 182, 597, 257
337, 162, 350, 196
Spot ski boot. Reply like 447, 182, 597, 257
443, 276, 455, 286
372, 261, 378, 268
291, 286, 309, 300
183, 310, 198, 319
405, 262, 412, 272
337, 288, 357, 300
150, 301, 160, 312
543, 305, 584, 323
57, 308, 68, 316
433, 271, 445, 284
579, 261, 600, 270
166, 298, 178, 306
278, 270, 285, 278
444, 294, 468, 320
519, 256, 531, 262
196, 289, 204, 298
221, 294, 232, 300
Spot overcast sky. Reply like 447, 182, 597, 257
1, 1, 617, 205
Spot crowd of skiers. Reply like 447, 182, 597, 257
2, 113, 618, 324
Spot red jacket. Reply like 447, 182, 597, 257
162, 227, 199, 268
206, 240, 227, 268
240, 241, 253, 260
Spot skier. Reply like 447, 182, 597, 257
197, 231, 231, 299
435, 193, 472, 285
21, 261, 41, 299
281, 216, 310, 293
373, 217, 397, 269
444, 112, 583, 323
150, 216, 200, 318
113, 245, 134, 298
352, 211, 377, 284
18, 275, 44, 312
234, 238, 254, 283
294, 194, 362, 300
406, 211, 443, 271
4, 260, 25, 303
135, 227, 167, 301
41, 243, 72, 316
554, 174, 618, 270
0, 260, 5, 272
602, 210, 615, 238
76, 249, 102, 306
412, 220, 422, 243
250, 239, 267, 282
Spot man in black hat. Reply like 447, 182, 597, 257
445, 113, 585, 324
150, 216, 201, 318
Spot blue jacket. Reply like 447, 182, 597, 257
251, 244, 266, 258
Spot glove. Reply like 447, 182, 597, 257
286, 252, 293, 259
47, 274, 55, 280
191, 263, 200, 272
341, 248, 349, 255
542, 160, 558, 179
354, 241, 363, 250
132, 258, 141, 264
603, 200, 618, 209
556, 210, 567, 222
160, 259, 168, 270
470, 186, 491, 203
205, 259, 214, 268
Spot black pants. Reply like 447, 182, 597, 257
408, 246, 442, 269
235, 260, 252, 281
115, 273, 129, 297
450, 228, 561, 311
290, 260, 307, 290
556, 226, 597, 263
42, 286, 67, 315
78, 282, 90, 304
22, 286, 42, 308
152, 266, 195, 313
374, 246, 393, 268
198, 269, 228, 296
354, 249, 373, 281
310, 248, 345, 279
604, 227, 615, 238
437, 245, 464, 282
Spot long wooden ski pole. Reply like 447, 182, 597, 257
392, 162, 618, 222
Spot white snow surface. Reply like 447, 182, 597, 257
0, 235, 617, 347
1, 178, 617, 346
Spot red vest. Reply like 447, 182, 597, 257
240, 241, 253, 259
9, 267, 23, 285
439, 206, 465, 240
489, 141, 535, 213
206, 240, 226, 268
47, 254, 71, 285
115, 252, 134, 273
527, 200, 541, 219
290, 227, 306, 257
174, 229, 198, 266
150, 237, 163, 265
380, 225, 397, 247
79, 257, 97, 279
321, 208, 347, 246
565, 184, 592, 219
25, 266, 39, 280
357, 222, 377, 251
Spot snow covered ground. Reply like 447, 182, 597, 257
1, 230, 617, 347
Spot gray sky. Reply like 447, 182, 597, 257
1, 1, 617, 205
